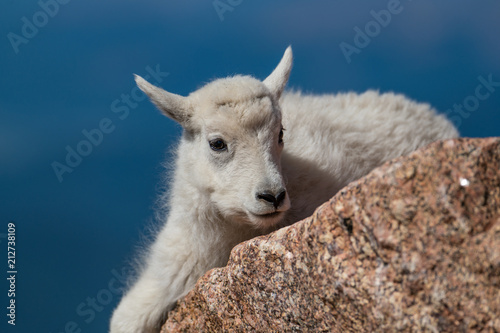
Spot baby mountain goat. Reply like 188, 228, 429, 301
110, 47, 458, 333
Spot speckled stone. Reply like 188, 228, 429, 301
161, 138, 500, 333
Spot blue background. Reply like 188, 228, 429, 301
1, 0, 499, 332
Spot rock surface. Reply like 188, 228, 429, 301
162, 137, 500, 333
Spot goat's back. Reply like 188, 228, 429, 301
279, 90, 458, 224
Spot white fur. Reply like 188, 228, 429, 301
110, 46, 458, 333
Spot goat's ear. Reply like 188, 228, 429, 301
134, 75, 191, 125
263, 46, 293, 99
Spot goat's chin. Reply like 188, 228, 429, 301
246, 211, 286, 230
222, 208, 286, 230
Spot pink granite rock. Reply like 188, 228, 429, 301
162, 137, 500, 332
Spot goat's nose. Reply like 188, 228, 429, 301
256, 190, 287, 209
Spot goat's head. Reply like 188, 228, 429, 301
135, 47, 293, 229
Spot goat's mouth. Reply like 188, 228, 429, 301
248, 210, 285, 227
253, 211, 282, 219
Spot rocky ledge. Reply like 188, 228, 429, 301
162, 137, 500, 333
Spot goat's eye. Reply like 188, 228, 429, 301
209, 138, 227, 152
278, 128, 284, 144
